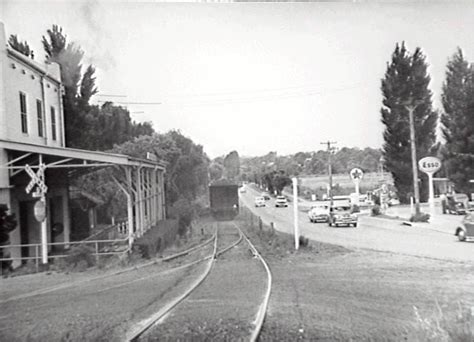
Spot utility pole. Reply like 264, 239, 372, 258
321, 141, 337, 207
403, 99, 423, 216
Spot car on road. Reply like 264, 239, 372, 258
443, 194, 468, 215
254, 196, 266, 207
261, 192, 271, 200
275, 196, 289, 208
455, 213, 474, 242
308, 203, 330, 223
328, 205, 357, 227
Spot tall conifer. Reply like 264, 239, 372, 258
380, 43, 437, 202
441, 48, 474, 194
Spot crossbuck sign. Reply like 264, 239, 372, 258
25, 164, 48, 197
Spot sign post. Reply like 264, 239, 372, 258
292, 177, 299, 251
349, 168, 364, 206
25, 163, 49, 264
418, 156, 442, 216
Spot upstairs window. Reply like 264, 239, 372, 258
36, 99, 44, 137
50, 106, 57, 141
19, 92, 27, 133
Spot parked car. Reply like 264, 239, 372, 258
308, 203, 330, 223
455, 213, 474, 242
254, 196, 266, 207
328, 205, 357, 227
443, 194, 468, 215
275, 196, 288, 208
261, 192, 271, 200
388, 197, 400, 206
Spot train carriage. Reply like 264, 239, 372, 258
209, 180, 239, 220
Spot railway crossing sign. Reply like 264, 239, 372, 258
25, 164, 48, 197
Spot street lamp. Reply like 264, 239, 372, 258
401, 97, 423, 216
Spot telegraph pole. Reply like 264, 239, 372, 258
321, 141, 337, 207
403, 99, 423, 216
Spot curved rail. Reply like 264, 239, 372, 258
125, 226, 244, 342
233, 222, 273, 342
125, 228, 219, 341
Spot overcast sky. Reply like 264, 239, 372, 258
2, 1, 474, 158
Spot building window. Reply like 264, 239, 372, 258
50, 107, 57, 141
36, 99, 44, 137
19, 92, 27, 133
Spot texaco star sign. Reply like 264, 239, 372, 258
350, 168, 364, 182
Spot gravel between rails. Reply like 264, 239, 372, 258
137, 221, 268, 341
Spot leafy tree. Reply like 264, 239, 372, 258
380, 42, 437, 203
209, 161, 224, 181
0, 204, 17, 272
75, 131, 209, 228
272, 171, 292, 195
440, 48, 474, 195
8, 34, 32, 57
223, 151, 240, 182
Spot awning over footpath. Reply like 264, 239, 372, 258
0, 139, 166, 173
0, 139, 167, 264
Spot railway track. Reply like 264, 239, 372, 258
1, 220, 272, 342
126, 221, 272, 342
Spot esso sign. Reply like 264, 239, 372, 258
418, 157, 441, 174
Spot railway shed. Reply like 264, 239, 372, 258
0, 23, 167, 268
0, 140, 167, 267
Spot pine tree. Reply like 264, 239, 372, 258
8, 34, 32, 57
381, 42, 437, 203
42, 25, 98, 148
440, 48, 474, 195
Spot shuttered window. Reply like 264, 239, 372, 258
19, 92, 28, 133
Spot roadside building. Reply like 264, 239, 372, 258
0, 23, 166, 268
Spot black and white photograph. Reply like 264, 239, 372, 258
1, 1, 474, 341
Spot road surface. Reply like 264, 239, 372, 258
240, 186, 474, 262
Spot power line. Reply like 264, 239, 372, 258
94, 82, 366, 108
96, 94, 127, 98
97, 100, 162, 105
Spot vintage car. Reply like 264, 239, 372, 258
308, 203, 330, 223
275, 195, 289, 208
443, 194, 468, 215
254, 196, 266, 207
328, 205, 358, 227
455, 213, 474, 242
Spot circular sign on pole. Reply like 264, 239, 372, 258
350, 168, 364, 182
34, 200, 46, 222
418, 156, 441, 174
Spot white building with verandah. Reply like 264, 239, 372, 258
0, 22, 166, 269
